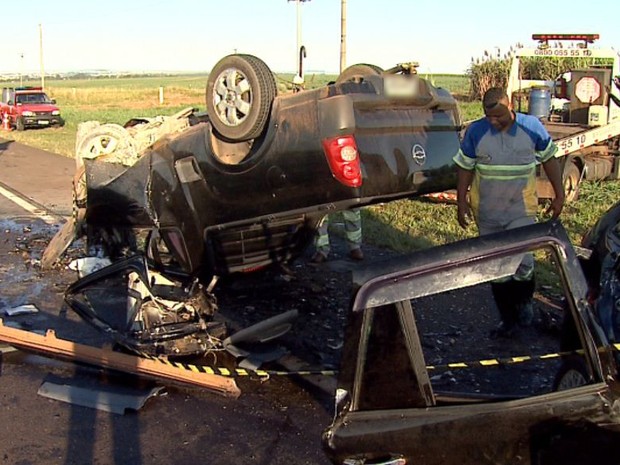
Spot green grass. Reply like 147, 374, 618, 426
363, 199, 474, 252
1, 73, 478, 157
361, 179, 620, 255
3, 76, 207, 156
560, 180, 620, 242
6, 75, 209, 90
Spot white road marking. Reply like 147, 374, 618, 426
0, 184, 59, 225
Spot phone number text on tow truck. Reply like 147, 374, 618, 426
534, 49, 593, 57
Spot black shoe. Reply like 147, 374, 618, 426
349, 248, 364, 261
310, 251, 328, 264
490, 322, 517, 339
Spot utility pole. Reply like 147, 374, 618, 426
20, 53, 24, 87
288, 0, 311, 83
39, 23, 45, 90
340, 0, 347, 73
296, 0, 302, 67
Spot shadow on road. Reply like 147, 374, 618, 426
62, 371, 145, 465
0, 138, 15, 154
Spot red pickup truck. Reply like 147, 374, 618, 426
0, 86, 64, 131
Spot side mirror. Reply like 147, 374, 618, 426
7, 100, 13, 105
51, 99, 56, 104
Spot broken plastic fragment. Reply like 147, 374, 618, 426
68, 257, 112, 278
5, 304, 39, 316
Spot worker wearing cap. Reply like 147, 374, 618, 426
454, 87, 565, 337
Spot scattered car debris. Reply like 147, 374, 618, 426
222, 309, 298, 370
4, 304, 39, 316
63, 254, 302, 368
237, 346, 289, 372
74, 107, 195, 167
68, 257, 112, 278
37, 374, 165, 414
223, 309, 298, 352
0, 343, 18, 355
64, 255, 224, 357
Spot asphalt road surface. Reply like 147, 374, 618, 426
0, 138, 335, 465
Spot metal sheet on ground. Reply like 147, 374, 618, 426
38, 375, 165, 414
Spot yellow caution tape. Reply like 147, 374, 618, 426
426, 348, 594, 372
132, 344, 616, 378
134, 350, 336, 378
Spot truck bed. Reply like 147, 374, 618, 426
542, 121, 590, 140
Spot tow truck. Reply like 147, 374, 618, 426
506, 33, 620, 201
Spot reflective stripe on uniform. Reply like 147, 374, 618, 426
315, 215, 331, 253
537, 140, 558, 163
343, 209, 362, 249
453, 149, 476, 171
476, 162, 536, 179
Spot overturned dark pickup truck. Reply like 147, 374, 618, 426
46, 54, 461, 356
48, 55, 460, 278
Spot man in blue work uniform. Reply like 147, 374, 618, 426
454, 87, 565, 336
311, 208, 364, 263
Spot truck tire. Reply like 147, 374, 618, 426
336, 64, 384, 84
206, 54, 276, 142
15, 117, 25, 131
562, 162, 581, 203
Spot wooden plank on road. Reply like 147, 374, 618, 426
0, 319, 241, 398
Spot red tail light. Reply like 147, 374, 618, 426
321, 135, 362, 187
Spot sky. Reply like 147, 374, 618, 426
0, 0, 618, 76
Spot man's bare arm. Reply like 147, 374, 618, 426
542, 157, 566, 219
456, 166, 474, 228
